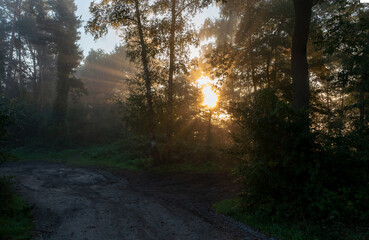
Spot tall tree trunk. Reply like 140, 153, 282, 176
325, 81, 332, 133
291, 0, 313, 111
206, 109, 213, 159
134, 0, 159, 162
52, 53, 70, 138
38, 51, 44, 114
17, 40, 23, 96
291, 0, 314, 160
252, 66, 257, 93
359, 81, 365, 129
266, 54, 271, 88
17, 0, 23, 96
206, 109, 212, 147
5, 0, 20, 97
166, 0, 176, 161
30, 44, 38, 104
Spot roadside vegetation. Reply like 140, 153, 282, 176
0, 177, 34, 240
214, 198, 369, 240
13, 138, 152, 171
0, 104, 33, 240
13, 137, 231, 174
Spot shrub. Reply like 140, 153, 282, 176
229, 88, 369, 226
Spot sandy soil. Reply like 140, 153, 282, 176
0, 161, 273, 240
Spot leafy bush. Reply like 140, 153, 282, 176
230, 89, 309, 218
0, 102, 17, 163
230, 88, 369, 226
308, 129, 369, 224
0, 177, 34, 240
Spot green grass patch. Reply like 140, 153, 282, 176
12, 138, 231, 174
0, 177, 34, 240
213, 198, 369, 240
12, 138, 152, 171
150, 161, 229, 174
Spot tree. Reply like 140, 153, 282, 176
291, 0, 314, 111
153, 0, 211, 160
48, 0, 83, 140
0, 0, 11, 94
20, 0, 54, 113
4, 0, 21, 98
87, 0, 160, 161
203, 0, 294, 102
318, 1, 369, 130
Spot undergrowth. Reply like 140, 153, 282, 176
12, 137, 230, 174
0, 177, 34, 240
12, 137, 151, 171
214, 198, 369, 240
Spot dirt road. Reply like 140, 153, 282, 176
0, 161, 272, 240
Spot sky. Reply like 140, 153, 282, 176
75, 0, 220, 58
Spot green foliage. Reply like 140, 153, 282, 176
13, 136, 232, 174
0, 103, 32, 239
230, 88, 369, 229
0, 177, 34, 240
230, 89, 310, 218
214, 198, 314, 240
214, 198, 369, 240
0, 102, 17, 164
309, 129, 369, 224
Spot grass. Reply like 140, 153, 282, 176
0, 177, 34, 240
214, 198, 369, 240
12, 138, 152, 171
12, 138, 229, 174
150, 160, 229, 174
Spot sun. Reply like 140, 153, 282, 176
202, 85, 218, 109
196, 76, 218, 109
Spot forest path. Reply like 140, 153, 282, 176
0, 161, 271, 240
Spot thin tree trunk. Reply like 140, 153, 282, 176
17, 0, 23, 96
359, 82, 365, 129
52, 52, 70, 137
206, 109, 213, 159
291, 0, 313, 111
38, 52, 44, 114
134, 0, 159, 162
252, 66, 257, 93
30, 44, 38, 104
325, 81, 332, 133
207, 109, 212, 147
248, 32, 257, 93
166, 0, 176, 161
5, 0, 20, 97
266, 54, 271, 88
17, 39, 23, 96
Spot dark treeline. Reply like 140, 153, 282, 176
1, 0, 369, 239
201, 0, 369, 231
0, 0, 86, 145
